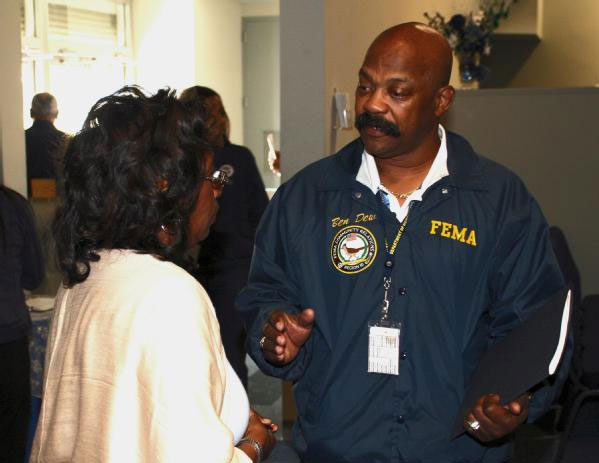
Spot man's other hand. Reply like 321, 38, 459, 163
260, 308, 315, 365
464, 393, 530, 442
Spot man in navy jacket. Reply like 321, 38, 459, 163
25, 93, 65, 197
238, 23, 570, 462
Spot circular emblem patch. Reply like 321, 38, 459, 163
331, 225, 377, 274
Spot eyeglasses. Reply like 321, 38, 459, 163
204, 169, 231, 192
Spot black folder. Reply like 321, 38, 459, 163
451, 288, 571, 438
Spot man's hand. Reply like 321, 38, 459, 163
464, 393, 530, 442
259, 308, 315, 365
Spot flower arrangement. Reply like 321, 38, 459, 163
424, 0, 516, 82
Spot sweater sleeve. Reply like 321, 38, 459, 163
136, 276, 252, 463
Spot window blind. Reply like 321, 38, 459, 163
48, 3, 118, 47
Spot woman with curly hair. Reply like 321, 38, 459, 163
30, 87, 276, 463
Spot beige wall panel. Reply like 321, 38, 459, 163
132, 0, 197, 92
195, 0, 244, 144
132, 0, 243, 144
242, 1, 279, 17
0, 0, 27, 195
509, 0, 599, 87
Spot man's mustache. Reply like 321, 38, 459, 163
355, 112, 401, 137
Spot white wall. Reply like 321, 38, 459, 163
0, 0, 27, 195
132, 0, 197, 92
495, 0, 537, 34
509, 0, 599, 87
195, 0, 244, 144
132, 0, 244, 143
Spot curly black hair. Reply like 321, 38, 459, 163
53, 86, 209, 286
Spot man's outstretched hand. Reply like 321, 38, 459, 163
259, 308, 315, 365
464, 393, 530, 442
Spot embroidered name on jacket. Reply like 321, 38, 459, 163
429, 220, 477, 247
331, 213, 376, 228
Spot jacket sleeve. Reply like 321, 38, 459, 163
488, 187, 571, 421
237, 188, 313, 382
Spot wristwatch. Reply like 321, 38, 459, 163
238, 437, 264, 463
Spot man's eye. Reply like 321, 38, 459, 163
357, 84, 371, 92
391, 90, 407, 99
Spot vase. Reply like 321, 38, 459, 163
457, 54, 481, 89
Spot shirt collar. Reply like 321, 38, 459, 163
356, 124, 449, 201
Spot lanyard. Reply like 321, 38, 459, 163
385, 211, 409, 256
376, 191, 410, 322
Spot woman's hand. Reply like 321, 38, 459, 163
238, 409, 278, 462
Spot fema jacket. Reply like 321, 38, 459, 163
237, 132, 571, 463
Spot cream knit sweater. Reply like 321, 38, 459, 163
30, 250, 251, 463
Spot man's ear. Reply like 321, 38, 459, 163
434, 85, 455, 118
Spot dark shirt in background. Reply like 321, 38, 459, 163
0, 186, 43, 463
196, 142, 269, 387
197, 142, 269, 275
0, 186, 44, 342
25, 120, 65, 197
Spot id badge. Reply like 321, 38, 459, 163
368, 321, 401, 375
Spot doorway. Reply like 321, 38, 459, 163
242, 16, 280, 192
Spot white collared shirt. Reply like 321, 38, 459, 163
356, 124, 449, 222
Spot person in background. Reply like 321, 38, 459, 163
30, 86, 276, 463
25, 93, 65, 197
180, 86, 269, 389
238, 23, 571, 462
0, 185, 44, 462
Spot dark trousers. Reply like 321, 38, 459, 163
210, 285, 249, 389
202, 263, 250, 389
0, 337, 31, 463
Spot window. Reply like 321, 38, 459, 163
21, 0, 132, 134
